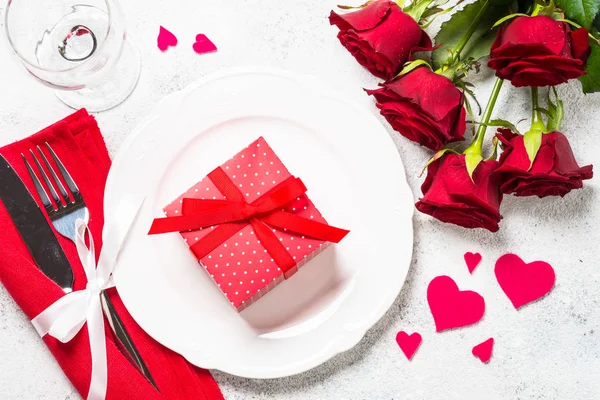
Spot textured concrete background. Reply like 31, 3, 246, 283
1, 1, 599, 399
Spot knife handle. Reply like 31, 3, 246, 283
100, 291, 159, 391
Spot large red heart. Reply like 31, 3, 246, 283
395, 331, 422, 360
495, 253, 555, 309
427, 275, 485, 332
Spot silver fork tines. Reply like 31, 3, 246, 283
22, 142, 158, 389
22, 142, 88, 239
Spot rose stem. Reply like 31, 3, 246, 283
467, 77, 504, 153
437, 0, 490, 74
530, 86, 547, 132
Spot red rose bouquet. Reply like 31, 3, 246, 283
329, 0, 598, 232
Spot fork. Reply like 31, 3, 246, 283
23, 142, 157, 390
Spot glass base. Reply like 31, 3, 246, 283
54, 38, 141, 112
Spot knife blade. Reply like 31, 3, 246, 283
0, 155, 74, 291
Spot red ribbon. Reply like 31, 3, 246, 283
149, 167, 349, 275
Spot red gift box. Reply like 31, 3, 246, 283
150, 137, 349, 311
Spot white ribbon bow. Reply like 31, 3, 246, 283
31, 195, 144, 400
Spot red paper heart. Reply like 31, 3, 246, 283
395, 331, 422, 360
495, 253, 555, 309
157, 26, 178, 52
427, 275, 485, 332
193, 34, 217, 54
464, 252, 482, 274
472, 338, 494, 363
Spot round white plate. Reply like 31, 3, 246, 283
105, 68, 414, 378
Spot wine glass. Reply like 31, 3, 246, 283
4, 0, 141, 112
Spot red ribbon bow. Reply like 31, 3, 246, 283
149, 167, 349, 275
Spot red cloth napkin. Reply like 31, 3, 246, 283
0, 110, 224, 400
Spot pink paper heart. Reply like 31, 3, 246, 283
158, 26, 178, 52
464, 252, 482, 274
495, 254, 555, 309
472, 338, 494, 363
395, 331, 422, 361
193, 34, 217, 54
427, 275, 485, 332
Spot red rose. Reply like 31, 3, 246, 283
329, 0, 433, 80
492, 129, 593, 197
366, 67, 466, 150
488, 16, 590, 87
416, 154, 503, 232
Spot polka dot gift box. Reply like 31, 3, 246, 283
149, 137, 350, 311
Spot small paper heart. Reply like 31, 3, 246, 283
193, 34, 217, 54
427, 275, 485, 332
495, 254, 555, 309
157, 26, 178, 52
464, 252, 482, 274
395, 331, 422, 361
472, 338, 494, 363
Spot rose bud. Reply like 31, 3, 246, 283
366, 66, 466, 151
492, 129, 593, 197
329, 0, 433, 80
416, 154, 503, 232
488, 16, 591, 87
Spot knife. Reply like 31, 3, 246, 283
0, 154, 158, 390
0, 155, 73, 291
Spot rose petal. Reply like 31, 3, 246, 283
338, 31, 394, 79
329, 0, 393, 32
500, 16, 566, 55
382, 67, 464, 122
530, 140, 555, 174
359, 5, 424, 67
570, 28, 591, 61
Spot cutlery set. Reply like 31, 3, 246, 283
0, 143, 156, 390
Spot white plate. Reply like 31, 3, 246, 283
105, 68, 414, 378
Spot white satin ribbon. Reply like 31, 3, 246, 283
31, 195, 144, 400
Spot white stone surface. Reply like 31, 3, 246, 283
1, 1, 599, 399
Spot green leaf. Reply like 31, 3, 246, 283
463, 96, 477, 134
432, 0, 509, 69
493, 13, 529, 27
556, 0, 600, 29
420, 148, 459, 176
405, 0, 435, 22
483, 118, 521, 134
465, 153, 484, 180
337, 0, 377, 10
546, 87, 564, 131
487, 136, 500, 161
523, 128, 543, 167
396, 59, 432, 78
580, 39, 600, 93
456, 80, 481, 133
